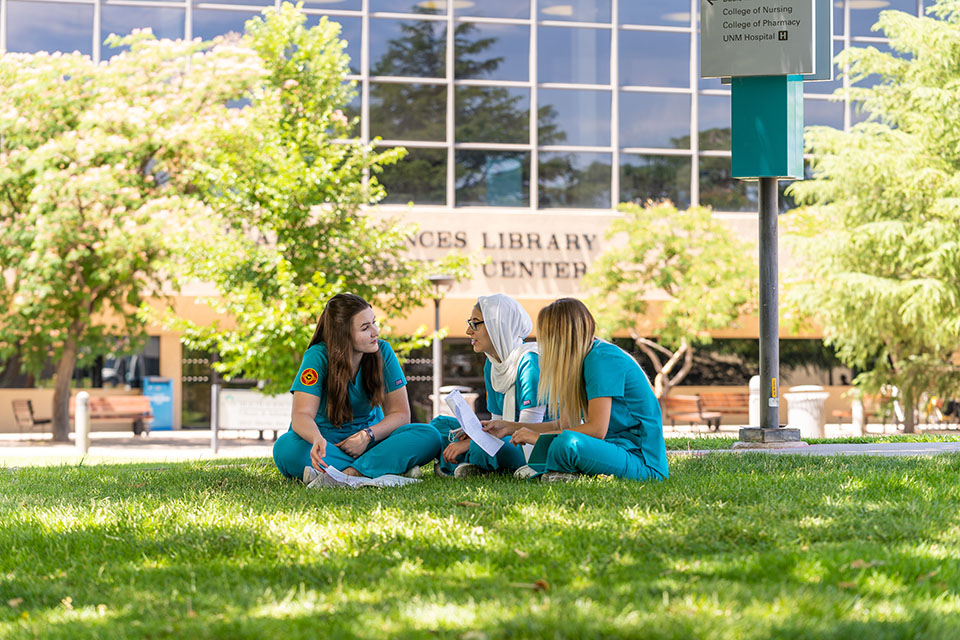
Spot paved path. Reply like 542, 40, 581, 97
2, 429, 960, 467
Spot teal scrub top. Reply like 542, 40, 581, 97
483, 351, 541, 421
290, 339, 406, 444
583, 339, 668, 479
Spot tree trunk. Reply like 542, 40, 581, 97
902, 391, 916, 434
51, 338, 78, 442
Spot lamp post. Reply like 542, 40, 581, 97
427, 274, 455, 418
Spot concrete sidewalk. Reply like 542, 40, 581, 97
2, 429, 960, 467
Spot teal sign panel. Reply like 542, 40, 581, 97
731, 75, 804, 179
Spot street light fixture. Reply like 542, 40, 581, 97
427, 274, 455, 418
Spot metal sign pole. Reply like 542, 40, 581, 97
758, 177, 780, 428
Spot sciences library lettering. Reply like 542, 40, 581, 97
0, 0, 928, 426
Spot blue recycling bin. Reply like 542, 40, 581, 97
142, 376, 174, 431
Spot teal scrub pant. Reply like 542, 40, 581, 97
430, 416, 527, 475
545, 430, 666, 481
273, 423, 442, 479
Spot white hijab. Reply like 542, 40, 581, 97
477, 294, 538, 422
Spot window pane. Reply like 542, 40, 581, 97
538, 89, 610, 147
379, 148, 447, 205
192, 9, 259, 41
804, 98, 844, 129
456, 151, 530, 206
698, 94, 731, 151
540, 0, 611, 23
371, 0, 444, 13
699, 156, 757, 212
370, 83, 446, 141
7, 2, 94, 56
834, 1, 844, 35
803, 39, 843, 95
193, 0, 271, 5
849, 42, 907, 89
620, 154, 692, 208
622, 3, 690, 27
620, 93, 691, 149
620, 31, 690, 88
456, 86, 529, 144
458, 0, 529, 19
539, 152, 611, 208
342, 90, 361, 137
538, 27, 610, 85
305, 15, 361, 74
371, 18, 446, 78
455, 22, 529, 82
304, 0, 362, 8
101, 6, 185, 59
851, 0, 916, 37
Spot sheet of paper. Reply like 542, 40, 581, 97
445, 390, 504, 457
321, 465, 419, 488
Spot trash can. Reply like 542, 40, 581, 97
142, 376, 174, 431
783, 385, 830, 438
429, 385, 479, 417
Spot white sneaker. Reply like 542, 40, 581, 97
513, 465, 539, 480
302, 466, 319, 485
433, 461, 453, 478
453, 463, 484, 478
540, 471, 580, 483
306, 470, 343, 489
403, 465, 424, 479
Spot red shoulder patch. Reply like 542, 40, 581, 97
300, 368, 318, 386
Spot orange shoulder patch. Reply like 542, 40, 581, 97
299, 368, 318, 386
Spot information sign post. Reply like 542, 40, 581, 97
701, 0, 830, 444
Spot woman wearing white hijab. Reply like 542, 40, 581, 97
434, 294, 546, 478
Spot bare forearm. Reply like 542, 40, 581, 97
291, 412, 322, 442
369, 409, 411, 440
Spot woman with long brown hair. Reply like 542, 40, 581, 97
483, 298, 668, 482
273, 293, 441, 484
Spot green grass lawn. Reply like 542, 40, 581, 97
3, 454, 960, 639
665, 433, 960, 451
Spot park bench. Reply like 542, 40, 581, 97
69, 395, 153, 436
699, 392, 750, 421
12, 399, 51, 435
662, 394, 722, 432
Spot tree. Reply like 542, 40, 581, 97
169, 3, 469, 391
586, 202, 756, 398
0, 35, 258, 440
783, 1, 960, 432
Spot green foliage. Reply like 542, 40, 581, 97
587, 202, 756, 349
169, 3, 469, 391
784, 1, 960, 429
3, 455, 960, 638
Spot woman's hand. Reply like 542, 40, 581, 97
482, 419, 517, 438
337, 430, 371, 458
442, 439, 471, 463
510, 428, 539, 446
310, 436, 328, 471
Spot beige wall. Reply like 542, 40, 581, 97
0, 387, 141, 434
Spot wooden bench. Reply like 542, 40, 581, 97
12, 399, 51, 435
699, 392, 750, 420
662, 395, 722, 432
69, 395, 154, 436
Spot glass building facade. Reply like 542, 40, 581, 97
0, 0, 931, 213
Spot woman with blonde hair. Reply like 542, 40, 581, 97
484, 298, 667, 482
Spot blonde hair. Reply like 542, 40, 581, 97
536, 298, 596, 428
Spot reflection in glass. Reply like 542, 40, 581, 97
192, 10, 260, 41
7, 2, 94, 56
539, 0, 611, 23
455, 86, 529, 144
305, 15, 361, 74
371, 18, 446, 78
803, 39, 843, 95
341, 89, 361, 138
539, 152, 611, 208
804, 98, 844, 129
372, 0, 444, 14
455, 22, 529, 82
456, 151, 530, 206
102, 6, 185, 58
456, 0, 529, 19
850, 0, 916, 37
620, 93, 691, 149
620, 31, 690, 87
699, 156, 757, 212
370, 83, 446, 140
622, 2, 690, 26
698, 94, 731, 151
538, 89, 610, 147
192, 0, 271, 5
835, 0, 844, 34
538, 27, 611, 85
620, 155, 691, 208
303, 0, 362, 8
378, 147, 446, 205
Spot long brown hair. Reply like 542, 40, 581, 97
536, 298, 595, 428
308, 293, 385, 427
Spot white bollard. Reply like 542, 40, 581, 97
852, 398, 865, 436
76, 391, 90, 454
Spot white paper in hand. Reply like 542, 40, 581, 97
445, 389, 504, 457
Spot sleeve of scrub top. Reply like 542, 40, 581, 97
583, 346, 626, 400
483, 360, 504, 416
516, 352, 542, 411
290, 346, 327, 398
379, 340, 407, 392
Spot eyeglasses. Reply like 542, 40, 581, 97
466, 319, 485, 331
